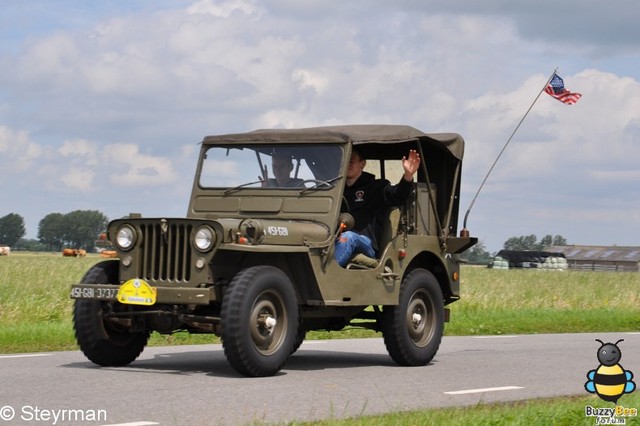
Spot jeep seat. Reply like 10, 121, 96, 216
378, 207, 401, 251
346, 207, 400, 269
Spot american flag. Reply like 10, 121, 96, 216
544, 73, 582, 105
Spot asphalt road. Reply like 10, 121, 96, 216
1, 332, 639, 426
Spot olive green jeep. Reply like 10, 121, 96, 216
70, 125, 476, 377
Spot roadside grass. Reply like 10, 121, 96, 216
1, 253, 639, 354
285, 393, 640, 426
448, 267, 640, 335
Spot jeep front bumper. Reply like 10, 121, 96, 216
70, 283, 214, 305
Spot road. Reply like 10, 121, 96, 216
0, 332, 639, 425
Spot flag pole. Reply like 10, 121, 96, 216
461, 68, 558, 234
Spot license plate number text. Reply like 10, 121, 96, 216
70, 286, 117, 299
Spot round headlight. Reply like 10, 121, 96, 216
116, 225, 136, 250
194, 226, 215, 252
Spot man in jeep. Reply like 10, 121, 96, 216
335, 148, 421, 267
260, 153, 304, 188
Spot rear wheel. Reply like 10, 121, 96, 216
382, 268, 444, 366
73, 261, 150, 366
221, 266, 298, 376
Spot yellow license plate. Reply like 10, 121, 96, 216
117, 279, 157, 306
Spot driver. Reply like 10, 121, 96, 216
260, 154, 304, 187
335, 147, 421, 267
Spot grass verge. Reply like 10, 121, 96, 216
287, 393, 640, 426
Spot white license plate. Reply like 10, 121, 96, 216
70, 286, 118, 300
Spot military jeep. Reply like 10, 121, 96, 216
70, 125, 476, 377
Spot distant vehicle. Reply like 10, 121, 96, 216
70, 125, 476, 376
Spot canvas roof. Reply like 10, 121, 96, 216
201, 125, 465, 161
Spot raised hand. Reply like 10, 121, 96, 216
402, 149, 421, 181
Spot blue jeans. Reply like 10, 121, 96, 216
334, 231, 376, 267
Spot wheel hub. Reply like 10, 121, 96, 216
406, 290, 434, 345
249, 293, 287, 355
258, 314, 277, 330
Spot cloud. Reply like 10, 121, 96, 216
380, 0, 640, 52
0, 126, 43, 172
58, 139, 98, 164
292, 69, 330, 94
186, 0, 262, 18
58, 167, 96, 192
460, 70, 640, 177
102, 143, 178, 186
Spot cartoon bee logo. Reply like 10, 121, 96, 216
585, 339, 636, 403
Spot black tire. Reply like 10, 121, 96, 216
291, 317, 306, 355
382, 268, 444, 366
221, 266, 298, 377
73, 260, 150, 366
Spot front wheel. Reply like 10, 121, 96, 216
221, 266, 298, 377
381, 268, 444, 366
73, 260, 150, 366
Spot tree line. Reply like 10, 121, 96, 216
0, 211, 108, 252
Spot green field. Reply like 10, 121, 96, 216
1, 252, 639, 353
2, 252, 639, 425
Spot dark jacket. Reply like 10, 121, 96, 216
343, 171, 413, 252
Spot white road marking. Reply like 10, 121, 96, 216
0, 353, 51, 359
101, 422, 159, 426
444, 386, 524, 395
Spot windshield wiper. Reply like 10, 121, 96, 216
223, 180, 264, 194
299, 175, 344, 195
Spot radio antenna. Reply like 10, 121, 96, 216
462, 68, 558, 232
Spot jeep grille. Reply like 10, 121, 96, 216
140, 223, 192, 282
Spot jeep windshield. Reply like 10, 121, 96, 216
199, 144, 343, 190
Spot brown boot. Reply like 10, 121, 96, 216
348, 253, 380, 269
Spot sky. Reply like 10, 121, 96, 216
1, 0, 639, 253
